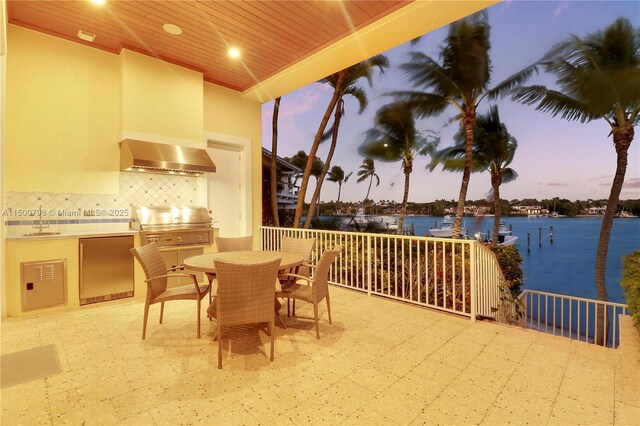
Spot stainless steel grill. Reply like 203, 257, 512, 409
130, 206, 213, 247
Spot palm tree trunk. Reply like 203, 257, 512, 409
270, 97, 281, 227
293, 71, 347, 228
398, 158, 412, 235
305, 99, 344, 229
492, 171, 501, 244
365, 176, 373, 201
594, 126, 633, 345
453, 106, 476, 238
337, 183, 342, 205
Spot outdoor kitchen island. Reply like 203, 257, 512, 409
3, 222, 218, 317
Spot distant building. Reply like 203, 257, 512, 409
512, 205, 547, 215
261, 148, 300, 211
585, 206, 606, 215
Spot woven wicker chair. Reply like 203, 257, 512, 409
209, 257, 281, 369
279, 236, 316, 316
215, 236, 253, 252
131, 243, 211, 340
207, 236, 253, 290
276, 245, 341, 339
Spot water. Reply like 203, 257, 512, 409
403, 215, 640, 304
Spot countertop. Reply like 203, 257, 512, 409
5, 229, 139, 241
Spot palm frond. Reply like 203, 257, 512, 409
501, 168, 519, 184
486, 63, 541, 100
344, 86, 368, 114
512, 85, 597, 122
386, 90, 449, 118
400, 52, 460, 97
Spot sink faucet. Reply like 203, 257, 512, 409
33, 205, 50, 233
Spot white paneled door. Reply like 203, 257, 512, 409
206, 138, 251, 237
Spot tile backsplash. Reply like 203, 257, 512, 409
3, 172, 201, 235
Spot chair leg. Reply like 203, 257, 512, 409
269, 320, 275, 362
293, 299, 296, 317
326, 293, 332, 325
142, 303, 150, 340
287, 298, 290, 317
275, 311, 286, 329
159, 301, 165, 324
197, 298, 202, 339
217, 323, 223, 369
313, 302, 320, 339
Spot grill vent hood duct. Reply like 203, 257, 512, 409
120, 139, 216, 175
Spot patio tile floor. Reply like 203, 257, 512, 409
2, 286, 638, 425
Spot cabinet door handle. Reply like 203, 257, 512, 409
79, 242, 84, 295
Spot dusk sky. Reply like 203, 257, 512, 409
261, 0, 640, 204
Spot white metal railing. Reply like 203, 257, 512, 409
261, 226, 505, 320
520, 289, 630, 348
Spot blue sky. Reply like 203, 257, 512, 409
261, 0, 640, 204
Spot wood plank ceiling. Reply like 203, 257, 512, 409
7, 0, 412, 92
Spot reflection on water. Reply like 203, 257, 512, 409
405, 216, 639, 304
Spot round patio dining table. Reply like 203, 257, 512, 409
183, 250, 304, 328
183, 250, 303, 275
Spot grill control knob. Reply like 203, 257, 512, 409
177, 236, 183, 242
198, 235, 203, 240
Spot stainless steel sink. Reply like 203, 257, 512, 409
22, 232, 61, 236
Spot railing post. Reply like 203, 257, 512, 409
470, 241, 476, 322
367, 234, 372, 297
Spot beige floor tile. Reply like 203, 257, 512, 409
456, 364, 513, 394
549, 394, 614, 425
410, 359, 462, 385
285, 398, 351, 425
52, 400, 121, 426
614, 401, 640, 426
348, 363, 402, 394
343, 405, 399, 425
1, 285, 637, 426
615, 372, 640, 407
194, 401, 258, 425
149, 397, 220, 425
45, 365, 103, 394
315, 378, 375, 416
119, 411, 158, 425
110, 384, 170, 420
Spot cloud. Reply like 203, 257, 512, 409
624, 178, 640, 188
591, 174, 613, 181
543, 182, 569, 187
553, 2, 572, 19
277, 87, 328, 130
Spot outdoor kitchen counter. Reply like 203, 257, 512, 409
5, 229, 139, 240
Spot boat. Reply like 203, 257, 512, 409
475, 220, 519, 246
348, 209, 399, 231
429, 215, 468, 238
615, 210, 637, 218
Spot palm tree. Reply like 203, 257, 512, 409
510, 17, 640, 344
305, 56, 389, 229
293, 71, 347, 228
326, 166, 352, 209
431, 105, 518, 243
356, 158, 380, 202
285, 151, 323, 222
359, 102, 439, 234
308, 157, 325, 222
392, 11, 520, 238
270, 97, 281, 227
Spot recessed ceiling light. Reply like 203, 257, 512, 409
163, 23, 182, 35
89, 0, 106, 5
77, 30, 96, 42
228, 47, 241, 59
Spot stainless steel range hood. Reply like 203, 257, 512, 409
120, 139, 216, 175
